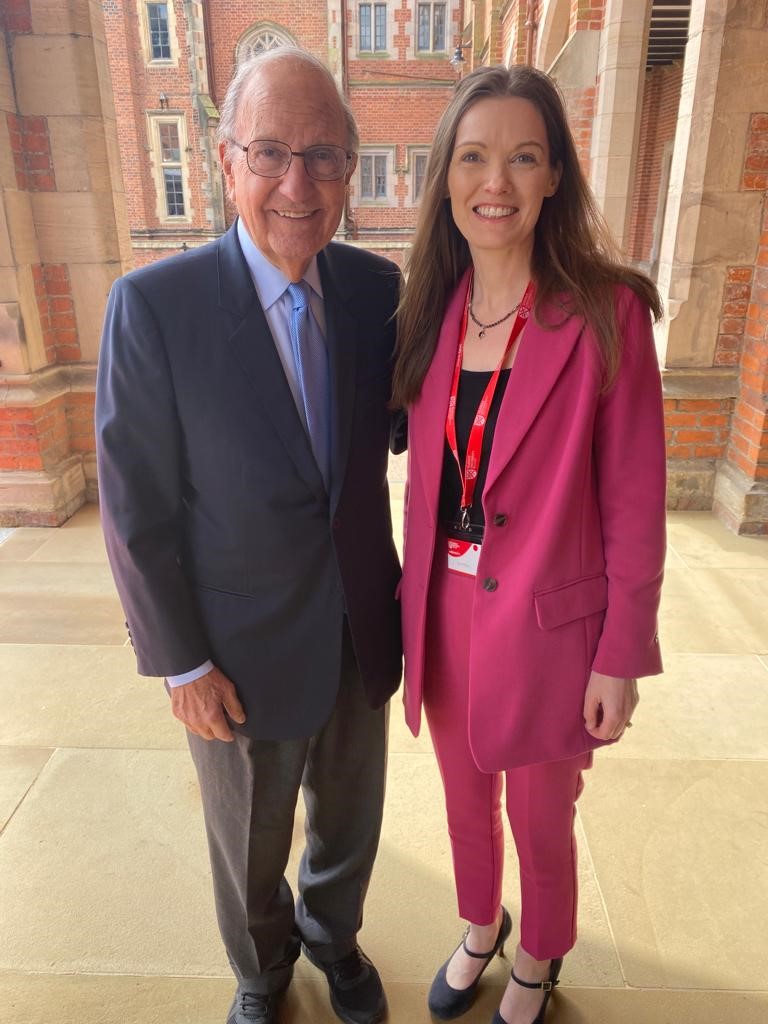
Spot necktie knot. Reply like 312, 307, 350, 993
287, 280, 310, 313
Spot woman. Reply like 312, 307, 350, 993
393, 65, 666, 1024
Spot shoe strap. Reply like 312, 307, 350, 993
460, 926, 498, 960
510, 967, 559, 992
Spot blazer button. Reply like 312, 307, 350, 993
483, 577, 498, 592
493, 513, 508, 527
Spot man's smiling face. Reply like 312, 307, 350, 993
220, 57, 355, 282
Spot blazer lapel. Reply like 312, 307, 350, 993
411, 271, 471, 528
317, 248, 356, 515
216, 226, 327, 504
484, 301, 586, 494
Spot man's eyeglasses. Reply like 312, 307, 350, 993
232, 139, 354, 181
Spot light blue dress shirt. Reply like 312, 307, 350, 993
166, 218, 328, 688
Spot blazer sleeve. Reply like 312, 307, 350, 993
590, 287, 666, 679
95, 276, 211, 678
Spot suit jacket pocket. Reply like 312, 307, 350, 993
534, 573, 608, 630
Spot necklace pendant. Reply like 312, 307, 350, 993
478, 328, 486, 339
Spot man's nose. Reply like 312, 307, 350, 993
277, 154, 315, 201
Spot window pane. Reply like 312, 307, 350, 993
359, 4, 371, 51
360, 156, 373, 198
433, 4, 446, 51
159, 122, 180, 162
163, 168, 185, 216
374, 4, 387, 50
414, 153, 428, 200
147, 3, 171, 60
417, 5, 430, 51
374, 155, 387, 198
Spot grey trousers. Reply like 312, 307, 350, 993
187, 630, 388, 995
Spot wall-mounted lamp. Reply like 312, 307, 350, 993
449, 42, 471, 68
159, 92, 169, 109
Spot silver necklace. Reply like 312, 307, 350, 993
469, 297, 520, 338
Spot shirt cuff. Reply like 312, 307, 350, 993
166, 659, 214, 687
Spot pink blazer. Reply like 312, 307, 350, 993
400, 271, 666, 771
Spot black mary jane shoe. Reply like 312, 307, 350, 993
490, 957, 563, 1024
427, 906, 512, 1020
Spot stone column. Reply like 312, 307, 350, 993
589, 0, 651, 252
653, 0, 768, 531
0, 0, 130, 525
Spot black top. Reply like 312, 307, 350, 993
439, 368, 511, 542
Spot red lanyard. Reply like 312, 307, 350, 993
445, 272, 535, 530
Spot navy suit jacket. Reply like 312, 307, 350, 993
96, 224, 403, 740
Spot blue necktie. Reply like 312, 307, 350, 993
286, 281, 331, 489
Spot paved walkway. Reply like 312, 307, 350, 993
0, 498, 767, 1024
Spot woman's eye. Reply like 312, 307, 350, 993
513, 153, 536, 164
459, 151, 481, 163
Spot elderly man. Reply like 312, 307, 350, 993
96, 48, 402, 1024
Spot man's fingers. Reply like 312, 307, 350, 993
222, 689, 246, 725
207, 711, 235, 742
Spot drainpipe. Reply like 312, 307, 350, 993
525, 1, 536, 67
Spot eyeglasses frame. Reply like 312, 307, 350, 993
231, 138, 356, 181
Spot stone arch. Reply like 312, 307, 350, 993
235, 22, 298, 65
536, 0, 571, 72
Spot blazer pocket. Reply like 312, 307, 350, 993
534, 573, 608, 630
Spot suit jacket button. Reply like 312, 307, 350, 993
493, 513, 508, 527
483, 577, 498, 592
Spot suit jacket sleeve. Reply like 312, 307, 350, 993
96, 276, 211, 677
591, 288, 666, 679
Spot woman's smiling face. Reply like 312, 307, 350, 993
446, 95, 561, 264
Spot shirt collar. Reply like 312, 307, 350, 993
236, 217, 324, 311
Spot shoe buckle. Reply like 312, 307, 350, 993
541, 980, 553, 992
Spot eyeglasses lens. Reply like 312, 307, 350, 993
246, 141, 348, 180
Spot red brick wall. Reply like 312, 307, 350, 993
32, 264, 81, 365
6, 113, 56, 192
664, 398, 734, 464
569, 0, 604, 32
0, 0, 32, 33
718, 113, 768, 529
627, 64, 682, 265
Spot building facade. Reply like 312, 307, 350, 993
102, 0, 463, 266
1, 0, 767, 533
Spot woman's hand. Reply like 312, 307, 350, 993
583, 670, 638, 740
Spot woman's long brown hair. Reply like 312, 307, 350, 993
392, 65, 662, 408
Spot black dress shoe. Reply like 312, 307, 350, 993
303, 943, 387, 1024
428, 906, 512, 1020
227, 988, 285, 1024
490, 956, 563, 1024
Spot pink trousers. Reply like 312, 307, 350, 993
422, 545, 592, 960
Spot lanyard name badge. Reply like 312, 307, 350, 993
445, 273, 535, 576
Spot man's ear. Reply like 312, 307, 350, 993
219, 140, 236, 199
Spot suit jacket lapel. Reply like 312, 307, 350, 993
318, 247, 356, 515
484, 301, 585, 494
216, 225, 327, 504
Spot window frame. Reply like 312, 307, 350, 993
137, 0, 179, 66
356, 148, 394, 204
415, 1, 448, 54
147, 113, 192, 224
408, 148, 430, 206
356, 1, 390, 56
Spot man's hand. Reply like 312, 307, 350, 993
170, 666, 246, 741
583, 670, 638, 740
